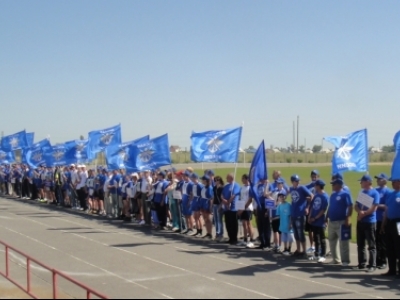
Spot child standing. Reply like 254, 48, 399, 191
276, 191, 294, 256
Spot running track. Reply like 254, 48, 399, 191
0, 197, 398, 299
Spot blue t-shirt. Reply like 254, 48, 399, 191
277, 202, 291, 233
356, 189, 380, 223
386, 191, 400, 220
310, 192, 329, 227
153, 180, 169, 203
109, 175, 120, 195
182, 181, 193, 202
289, 185, 312, 218
201, 185, 214, 200
192, 182, 204, 198
327, 190, 353, 222
222, 183, 240, 212
375, 186, 392, 222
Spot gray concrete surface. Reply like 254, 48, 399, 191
0, 197, 399, 299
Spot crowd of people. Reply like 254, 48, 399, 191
0, 163, 399, 278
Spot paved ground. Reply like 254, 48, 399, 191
0, 197, 399, 299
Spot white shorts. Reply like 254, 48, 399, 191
281, 232, 295, 243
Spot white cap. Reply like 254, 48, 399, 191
132, 173, 139, 178
82, 165, 86, 169
70, 164, 76, 167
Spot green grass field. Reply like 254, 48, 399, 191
193, 165, 392, 243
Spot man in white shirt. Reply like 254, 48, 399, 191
139, 171, 153, 225
69, 165, 80, 209
76, 165, 88, 211
237, 174, 255, 249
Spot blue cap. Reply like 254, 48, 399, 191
201, 175, 210, 181
359, 175, 372, 182
183, 171, 191, 177
314, 179, 326, 187
207, 170, 215, 176
375, 173, 389, 180
331, 179, 344, 185
276, 178, 285, 184
158, 171, 166, 178
277, 190, 287, 197
290, 175, 300, 182
311, 170, 319, 176
332, 173, 343, 180
190, 173, 199, 180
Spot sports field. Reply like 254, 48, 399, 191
192, 165, 392, 242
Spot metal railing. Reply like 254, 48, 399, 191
0, 240, 108, 299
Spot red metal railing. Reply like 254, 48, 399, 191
0, 240, 108, 299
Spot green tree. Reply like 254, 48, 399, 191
382, 145, 395, 153
248, 145, 255, 150
80, 135, 85, 140
312, 145, 322, 153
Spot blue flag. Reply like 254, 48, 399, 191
88, 124, 122, 156
126, 134, 171, 171
324, 129, 369, 173
1, 130, 28, 152
0, 150, 16, 164
191, 127, 242, 163
105, 135, 150, 171
45, 144, 73, 167
24, 139, 52, 168
390, 131, 400, 181
249, 141, 267, 208
26, 133, 35, 147
394, 131, 400, 152
64, 140, 93, 164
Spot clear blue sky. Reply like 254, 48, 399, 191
1, 0, 399, 150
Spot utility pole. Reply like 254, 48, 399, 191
293, 121, 295, 152
297, 116, 299, 153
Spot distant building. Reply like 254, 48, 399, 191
320, 148, 332, 154
170, 146, 182, 153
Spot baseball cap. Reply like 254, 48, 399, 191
276, 178, 285, 184
311, 170, 319, 176
201, 175, 210, 181
332, 173, 343, 180
359, 175, 372, 182
183, 171, 191, 177
207, 170, 215, 176
187, 167, 194, 173
132, 173, 139, 178
278, 190, 287, 197
290, 175, 300, 182
158, 171, 166, 178
190, 173, 199, 180
331, 179, 344, 185
375, 173, 389, 180
314, 179, 326, 188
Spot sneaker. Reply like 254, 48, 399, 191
282, 251, 291, 256
353, 265, 367, 270
307, 247, 315, 254
172, 227, 180, 233
377, 264, 387, 270
318, 257, 326, 263
202, 234, 212, 240
187, 230, 195, 236
246, 242, 255, 249
237, 241, 247, 247
181, 230, 189, 235
342, 263, 350, 267
139, 220, 146, 226
367, 267, 376, 273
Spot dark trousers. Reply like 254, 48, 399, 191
376, 221, 387, 266
55, 185, 63, 205
155, 202, 167, 227
225, 211, 238, 243
257, 208, 271, 248
311, 225, 327, 257
21, 179, 30, 198
13, 182, 21, 197
77, 188, 87, 209
357, 222, 377, 268
30, 184, 37, 200
385, 219, 400, 275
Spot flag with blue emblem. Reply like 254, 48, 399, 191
105, 135, 150, 171
26, 133, 35, 147
88, 124, 122, 156
324, 129, 369, 174
126, 134, 171, 171
45, 144, 72, 167
1, 130, 28, 152
0, 150, 16, 164
24, 139, 52, 168
190, 127, 242, 163
390, 131, 400, 180
64, 140, 93, 164
249, 140, 267, 208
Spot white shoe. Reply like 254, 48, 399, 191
318, 257, 326, 263
246, 242, 255, 249
342, 263, 349, 267
307, 247, 315, 254
139, 220, 145, 226
282, 251, 291, 256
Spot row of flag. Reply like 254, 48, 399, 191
0, 126, 399, 179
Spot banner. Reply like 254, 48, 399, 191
1, 130, 28, 152
324, 129, 369, 173
105, 135, 150, 171
0, 150, 16, 164
126, 134, 171, 171
191, 127, 242, 163
88, 124, 122, 156
249, 140, 267, 208
24, 139, 52, 168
